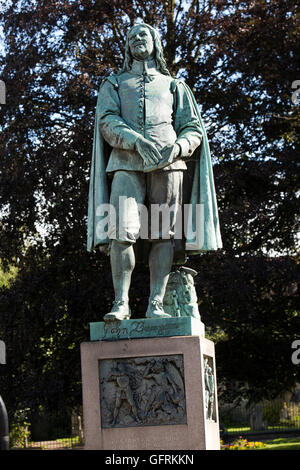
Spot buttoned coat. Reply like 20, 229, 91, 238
87, 67, 222, 261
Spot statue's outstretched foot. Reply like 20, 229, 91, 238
146, 299, 171, 319
104, 300, 131, 321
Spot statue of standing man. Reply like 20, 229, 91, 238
87, 23, 222, 321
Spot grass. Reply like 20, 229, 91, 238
256, 437, 300, 451
221, 435, 300, 450
55, 436, 80, 445
227, 425, 300, 434
25, 435, 81, 450
227, 426, 251, 433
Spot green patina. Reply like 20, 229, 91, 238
90, 316, 204, 341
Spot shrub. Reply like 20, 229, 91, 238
9, 409, 31, 448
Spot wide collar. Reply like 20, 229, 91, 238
129, 58, 160, 76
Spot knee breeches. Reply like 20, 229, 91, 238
108, 170, 183, 243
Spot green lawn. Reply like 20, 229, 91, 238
257, 437, 300, 451
227, 426, 251, 433
227, 425, 300, 434
222, 435, 300, 450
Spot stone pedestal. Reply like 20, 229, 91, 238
80, 320, 220, 450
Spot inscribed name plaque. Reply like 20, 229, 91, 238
90, 317, 204, 341
99, 355, 186, 429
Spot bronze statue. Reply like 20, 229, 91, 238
87, 23, 222, 320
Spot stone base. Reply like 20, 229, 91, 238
80, 335, 220, 450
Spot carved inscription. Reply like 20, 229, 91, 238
102, 319, 182, 340
99, 355, 186, 428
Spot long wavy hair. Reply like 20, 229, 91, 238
120, 23, 170, 76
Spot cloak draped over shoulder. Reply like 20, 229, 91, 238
87, 77, 222, 257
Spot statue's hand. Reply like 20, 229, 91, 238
160, 143, 181, 164
142, 143, 181, 173
135, 136, 162, 167
143, 143, 180, 172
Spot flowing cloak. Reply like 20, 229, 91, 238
87, 79, 222, 263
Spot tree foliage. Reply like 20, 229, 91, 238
0, 0, 299, 414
